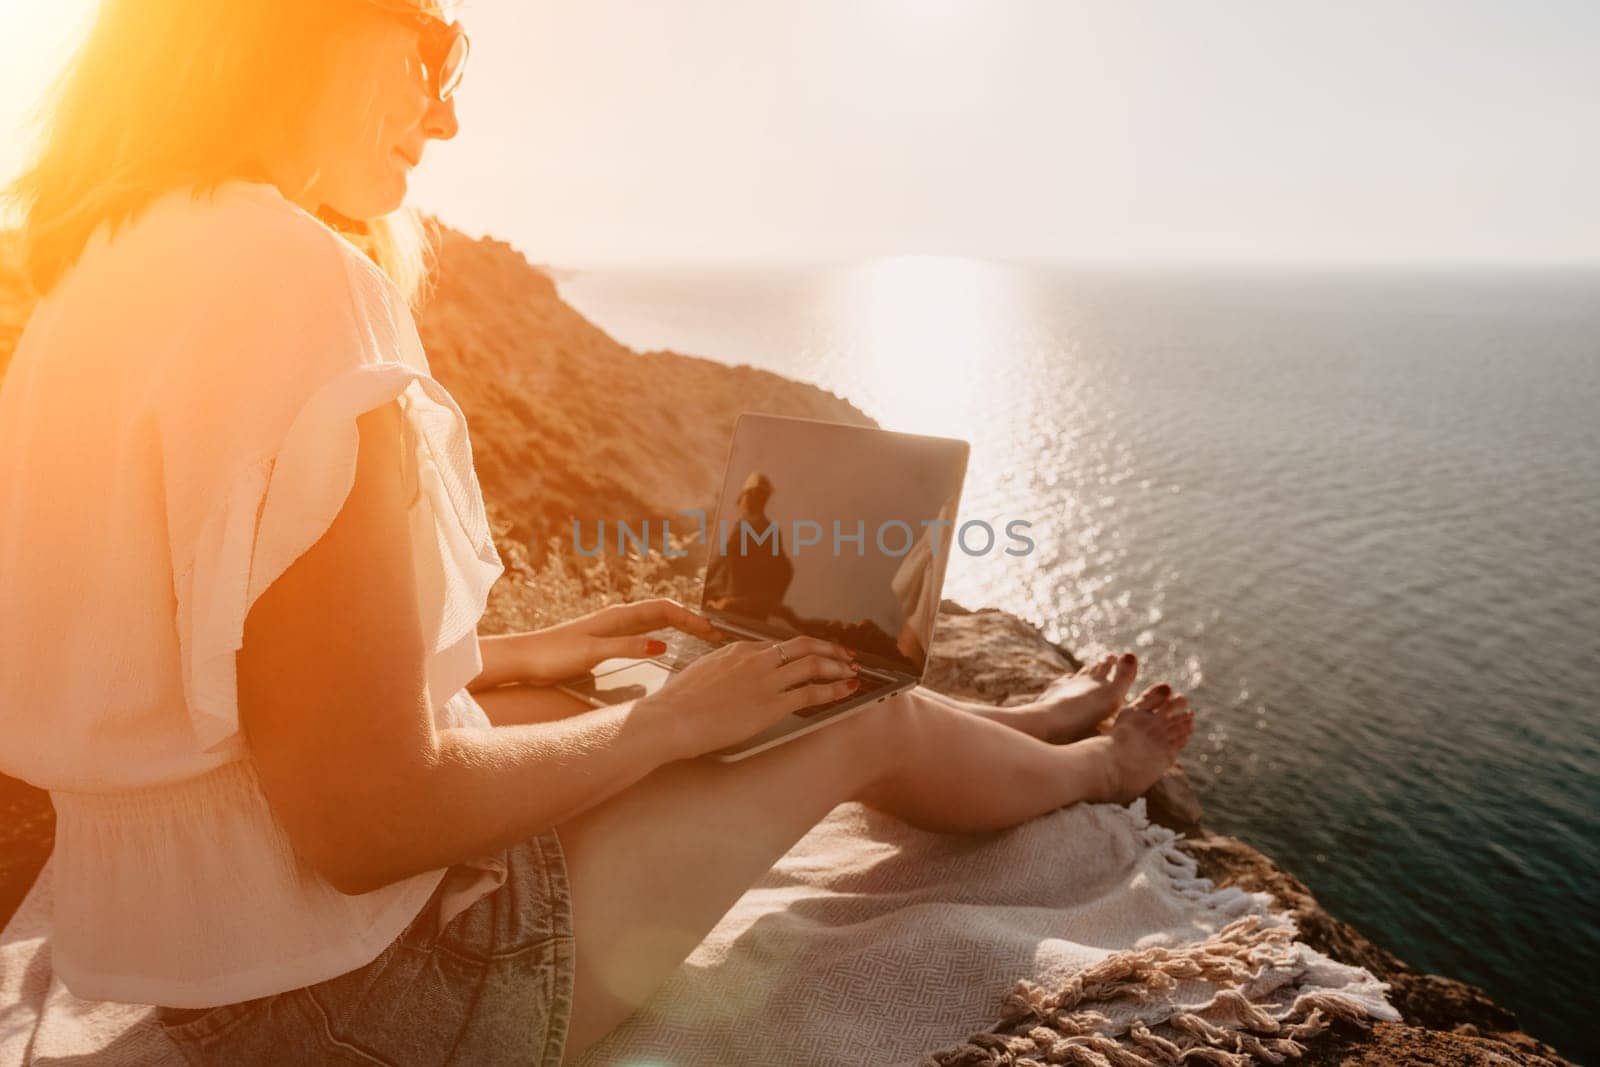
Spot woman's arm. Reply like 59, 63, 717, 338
238, 401, 691, 895
469, 599, 724, 695
470, 632, 538, 691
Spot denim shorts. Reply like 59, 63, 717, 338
153, 829, 576, 1066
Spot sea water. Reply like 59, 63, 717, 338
558, 260, 1600, 1061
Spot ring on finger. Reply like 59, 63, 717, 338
773, 643, 790, 667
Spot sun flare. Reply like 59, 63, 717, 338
840, 254, 1015, 441
0, 0, 97, 199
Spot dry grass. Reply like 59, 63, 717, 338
480, 504, 705, 635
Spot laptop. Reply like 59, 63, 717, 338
555, 412, 970, 761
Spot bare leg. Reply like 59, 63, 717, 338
471, 682, 596, 727
554, 682, 1193, 1062
472, 648, 1152, 742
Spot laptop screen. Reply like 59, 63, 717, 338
700, 414, 969, 676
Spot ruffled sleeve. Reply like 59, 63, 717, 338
152, 208, 503, 753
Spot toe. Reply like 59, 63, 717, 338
1089, 655, 1115, 681
1162, 698, 1194, 751
1132, 684, 1171, 712
1160, 695, 1190, 726
1169, 716, 1194, 754
1110, 653, 1138, 699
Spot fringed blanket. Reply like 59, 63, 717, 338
573, 800, 1397, 1066
1, 800, 1397, 1065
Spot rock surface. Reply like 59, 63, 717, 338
0, 226, 1574, 1064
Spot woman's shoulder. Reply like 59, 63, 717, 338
15, 181, 383, 379
45, 182, 423, 434
94, 182, 413, 378
102, 180, 371, 301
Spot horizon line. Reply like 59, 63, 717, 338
531, 253, 1600, 275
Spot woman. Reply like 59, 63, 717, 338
0, 1, 1195, 1063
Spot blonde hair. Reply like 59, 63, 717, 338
5, 0, 440, 304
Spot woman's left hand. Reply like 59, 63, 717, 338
509, 598, 724, 687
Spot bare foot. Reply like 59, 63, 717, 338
1096, 685, 1194, 803
1011, 652, 1142, 743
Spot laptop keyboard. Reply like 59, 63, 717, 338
792, 674, 894, 717
647, 627, 729, 669
646, 628, 898, 717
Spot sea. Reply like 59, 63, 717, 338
556, 259, 1600, 1062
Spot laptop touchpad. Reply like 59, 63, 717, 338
565, 661, 675, 706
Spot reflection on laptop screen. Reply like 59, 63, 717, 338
702, 414, 969, 674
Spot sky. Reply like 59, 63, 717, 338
3, 0, 1597, 267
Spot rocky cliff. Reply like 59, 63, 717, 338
413, 228, 873, 561
0, 225, 1574, 1065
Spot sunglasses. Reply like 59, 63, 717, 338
372, 4, 470, 102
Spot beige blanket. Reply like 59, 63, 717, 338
574, 800, 1396, 1065
2, 800, 1396, 1065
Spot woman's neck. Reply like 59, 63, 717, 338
246, 159, 372, 237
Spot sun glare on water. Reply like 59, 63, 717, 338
834, 254, 1019, 442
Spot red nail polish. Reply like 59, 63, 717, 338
646, 640, 667, 654
847, 679, 860, 690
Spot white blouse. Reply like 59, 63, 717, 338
0, 180, 508, 1007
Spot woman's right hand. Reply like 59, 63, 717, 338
641, 636, 861, 760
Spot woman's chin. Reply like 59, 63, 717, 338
320, 167, 409, 223
370, 171, 409, 215
382, 174, 408, 212
386, 156, 412, 186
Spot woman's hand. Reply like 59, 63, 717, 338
639, 636, 860, 761
509, 598, 724, 687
